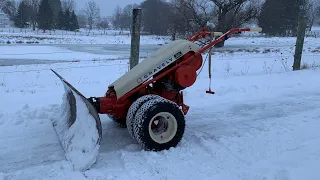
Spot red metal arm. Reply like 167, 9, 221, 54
187, 28, 213, 42
195, 28, 251, 54
118, 28, 259, 102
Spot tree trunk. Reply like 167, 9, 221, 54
171, 24, 176, 41
214, 10, 227, 48
32, 21, 36, 31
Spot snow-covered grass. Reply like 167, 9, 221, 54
0, 27, 131, 36
1, 35, 320, 64
0, 27, 170, 45
0, 36, 320, 179
0, 45, 124, 62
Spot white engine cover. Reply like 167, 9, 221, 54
110, 39, 201, 99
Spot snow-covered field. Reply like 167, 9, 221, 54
0, 28, 170, 45
0, 44, 161, 64
0, 33, 320, 180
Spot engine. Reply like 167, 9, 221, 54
149, 51, 203, 104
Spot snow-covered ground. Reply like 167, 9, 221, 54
0, 28, 170, 45
0, 44, 160, 65
0, 34, 320, 180
1, 35, 320, 65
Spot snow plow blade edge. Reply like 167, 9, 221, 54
51, 69, 102, 171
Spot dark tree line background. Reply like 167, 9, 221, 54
1, 0, 81, 32
110, 0, 320, 38
1, 0, 320, 36
12, 0, 79, 32
258, 0, 314, 36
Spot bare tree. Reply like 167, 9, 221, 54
181, 0, 214, 30
111, 5, 122, 30
61, 0, 75, 11
307, 0, 320, 29
171, 0, 213, 34
0, 0, 5, 9
210, 0, 260, 33
83, 0, 100, 30
1, 0, 17, 20
77, 12, 87, 28
97, 16, 108, 34
0, 0, 6, 10
207, 0, 260, 47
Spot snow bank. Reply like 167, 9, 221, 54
51, 79, 101, 171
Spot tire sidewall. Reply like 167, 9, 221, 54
126, 95, 161, 139
134, 99, 185, 151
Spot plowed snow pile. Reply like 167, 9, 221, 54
51, 82, 101, 171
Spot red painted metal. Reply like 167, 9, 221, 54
182, 52, 203, 70
174, 66, 197, 88
118, 28, 251, 103
96, 27, 254, 120
188, 28, 212, 42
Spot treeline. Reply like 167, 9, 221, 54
1, 0, 80, 32
259, 0, 320, 36
110, 0, 320, 38
13, 0, 79, 32
1, 0, 320, 36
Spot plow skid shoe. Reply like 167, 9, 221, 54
51, 69, 102, 171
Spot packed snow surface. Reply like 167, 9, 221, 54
0, 34, 320, 179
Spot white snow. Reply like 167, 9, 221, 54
51, 81, 101, 171
0, 45, 120, 61
0, 28, 170, 45
0, 33, 320, 180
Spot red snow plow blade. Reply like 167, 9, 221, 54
50, 69, 102, 171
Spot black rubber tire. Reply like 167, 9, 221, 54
126, 94, 161, 139
133, 97, 185, 151
108, 114, 126, 128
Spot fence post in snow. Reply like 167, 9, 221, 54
130, 8, 142, 70
293, 3, 307, 71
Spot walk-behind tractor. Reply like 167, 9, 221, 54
51, 27, 262, 171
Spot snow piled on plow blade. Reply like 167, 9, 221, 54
51, 69, 102, 171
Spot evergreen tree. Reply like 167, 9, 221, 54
64, 8, 71, 30
48, 0, 62, 28
57, 9, 65, 29
14, 0, 29, 28
258, 0, 308, 36
56, 8, 78, 31
70, 10, 79, 31
37, 0, 54, 32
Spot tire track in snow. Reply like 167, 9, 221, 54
183, 92, 320, 173
1, 90, 319, 179
84, 91, 320, 179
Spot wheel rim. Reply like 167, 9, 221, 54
148, 112, 178, 144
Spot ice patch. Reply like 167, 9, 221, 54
51, 75, 102, 171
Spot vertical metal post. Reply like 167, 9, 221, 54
130, 8, 142, 70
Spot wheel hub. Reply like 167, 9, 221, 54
148, 112, 177, 144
